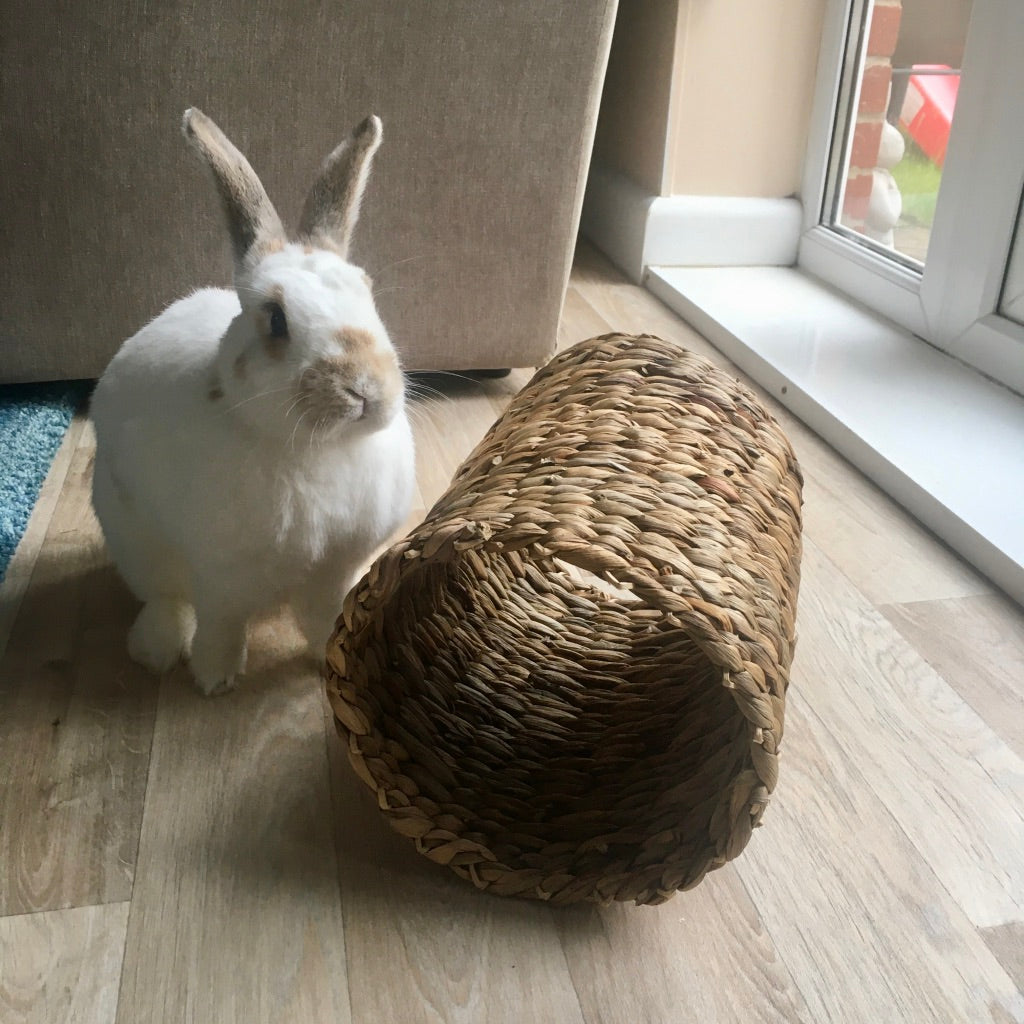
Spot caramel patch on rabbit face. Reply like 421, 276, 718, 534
335, 327, 376, 353
333, 328, 402, 406
369, 349, 403, 406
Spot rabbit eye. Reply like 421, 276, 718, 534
265, 301, 288, 339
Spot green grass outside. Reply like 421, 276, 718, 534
890, 131, 943, 227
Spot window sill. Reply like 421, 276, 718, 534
647, 264, 1024, 606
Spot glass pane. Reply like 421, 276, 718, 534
832, 0, 972, 265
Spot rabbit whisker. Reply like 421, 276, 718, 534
405, 396, 448, 423
309, 415, 330, 454
220, 383, 296, 416
371, 285, 413, 301
403, 397, 446, 424
284, 392, 309, 420
369, 252, 436, 278
404, 377, 457, 400
288, 408, 313, 451
403, 404, 434, 430
406, 386, 451, 406
422, 370, 497, 390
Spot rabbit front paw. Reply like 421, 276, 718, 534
189, 623, 248, 697
128, 598, 196, 674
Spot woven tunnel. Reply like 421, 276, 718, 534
325, 333, 803, 906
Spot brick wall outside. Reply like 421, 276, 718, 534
842, 0, 903, 230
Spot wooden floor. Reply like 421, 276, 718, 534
2, 245, 1023, 1023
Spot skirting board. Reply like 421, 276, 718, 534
580, 162, 802, 283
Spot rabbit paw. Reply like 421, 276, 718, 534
128, 599, 196, 674
190, 626, 247, 697
295, 607, 338, 666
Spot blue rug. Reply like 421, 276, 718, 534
0, 381, 92, 584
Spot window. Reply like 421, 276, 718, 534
800, 0, 1024, 395
640, 0, 1024, 602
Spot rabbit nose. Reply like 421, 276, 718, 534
342, 386, 366, 416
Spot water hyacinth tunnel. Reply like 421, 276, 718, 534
326, 333, 803, 906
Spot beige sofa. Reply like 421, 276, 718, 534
1, 2, 616, 382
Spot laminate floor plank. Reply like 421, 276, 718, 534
115, 617, 351, 1024
0, 414, 87, 661
881, 592, 1024, 761
736, 693, 1024, 1023
0, 902, 129, 1024
555, 866, 812, 1024
983, 922, 1024, 992
794, 537, 1024, 929
558, 283, 617, 353
0, 436, 158, 916
328, 734, 586, 1024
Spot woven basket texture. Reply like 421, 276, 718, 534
326, 333, 803, 905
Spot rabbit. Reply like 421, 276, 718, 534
91, 108, 415, 695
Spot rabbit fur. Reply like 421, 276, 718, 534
91, 109, 415, 695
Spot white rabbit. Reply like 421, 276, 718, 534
91, 109, 415, 695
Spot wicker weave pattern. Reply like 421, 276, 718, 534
326, 334, 803, 905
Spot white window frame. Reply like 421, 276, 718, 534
799, 0, 1024, 396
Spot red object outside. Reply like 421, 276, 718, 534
899, 64, 960, 167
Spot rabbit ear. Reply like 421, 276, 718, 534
182, 108, 286, 274
298, 115, 382, 258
